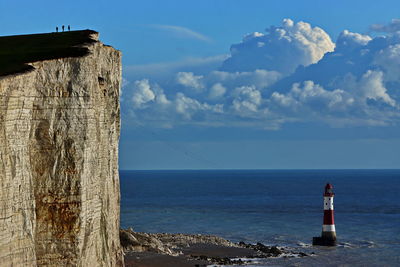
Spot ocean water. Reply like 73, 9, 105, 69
120, 169, 400, 266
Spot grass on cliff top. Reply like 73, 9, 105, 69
0, 30, 98, 77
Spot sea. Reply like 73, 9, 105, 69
120, 169, 400, 266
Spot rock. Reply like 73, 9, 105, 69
122, 230, 310, 265
0, 31, 123, 266
120, 229, 240, 258
237, 241, 292, 258
190, 255, 248, 266
270, 246, 282, 255
119, 229, 181, 256
120, 230, 140, 248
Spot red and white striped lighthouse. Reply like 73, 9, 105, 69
313, 183, 337, 246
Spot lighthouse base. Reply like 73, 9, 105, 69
312, 236, 337, 246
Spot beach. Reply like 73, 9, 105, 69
120, 229, 309, 267
120, 169, 400, 266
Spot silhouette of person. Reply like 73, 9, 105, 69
68, 25, 70, 31
62, 25, 65, 32
56, 26, 58, 32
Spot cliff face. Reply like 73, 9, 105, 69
0, 32, 123, 266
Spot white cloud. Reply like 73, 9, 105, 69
357, 70, 395, 106
132, 79, 170, 109
123, 19, 400, 129
176, 72, 204, 91
208, 69, 281, 90
291, 81, 348, 110
208, 83, 226, 100
156, 91, 170, 105
243, 32, 264, 42
270, 81, 354, 115
370, 19, 400, 33
132, 79, 156, 108
232, 86, 262, 114
374, 44, 400, 82
221, 18, 335, 75
151, 24, 212, 42
175, 93, 223, 119
336, 30, 372, 51
129, 79, 222, 121
267, 70, 396, 125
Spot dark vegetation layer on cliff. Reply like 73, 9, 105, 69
0, 30, 97, 77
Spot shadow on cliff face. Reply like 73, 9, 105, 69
0, 30, 97, 77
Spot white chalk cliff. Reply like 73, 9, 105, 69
0, 31, 123, 266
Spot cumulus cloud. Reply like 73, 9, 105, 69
336, 30, 372, 52
221, 18, 335, 75
123, 19, 400, 129
267, 73, 397, 127
374, 44, 400, 82
176, 72, 204, 91
270, 81, 353, 114
208, 83, 226, 100
356, 70, 395, 106
370, 19, 400, 33
175, 93, 223, 119
132, 79, 156, 108
129, 79, 223, 123
132, 79, 169, 109
232, 86, 263, 114
207, 69, 281, 90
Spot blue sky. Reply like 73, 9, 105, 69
1, 0, 400, 169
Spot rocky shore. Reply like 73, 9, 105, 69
120, 228, 310, 267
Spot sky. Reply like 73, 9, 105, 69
1, 0, 400, 169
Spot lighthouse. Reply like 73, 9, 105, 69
312, 183, 337, 246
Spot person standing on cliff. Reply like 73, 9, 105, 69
56, 26, 58, 32
62, 25, 65, 32
68, 25, 70, 31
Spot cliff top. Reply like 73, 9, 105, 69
0, 29, 99, 77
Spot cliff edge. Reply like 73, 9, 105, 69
0, 30, 123, 266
